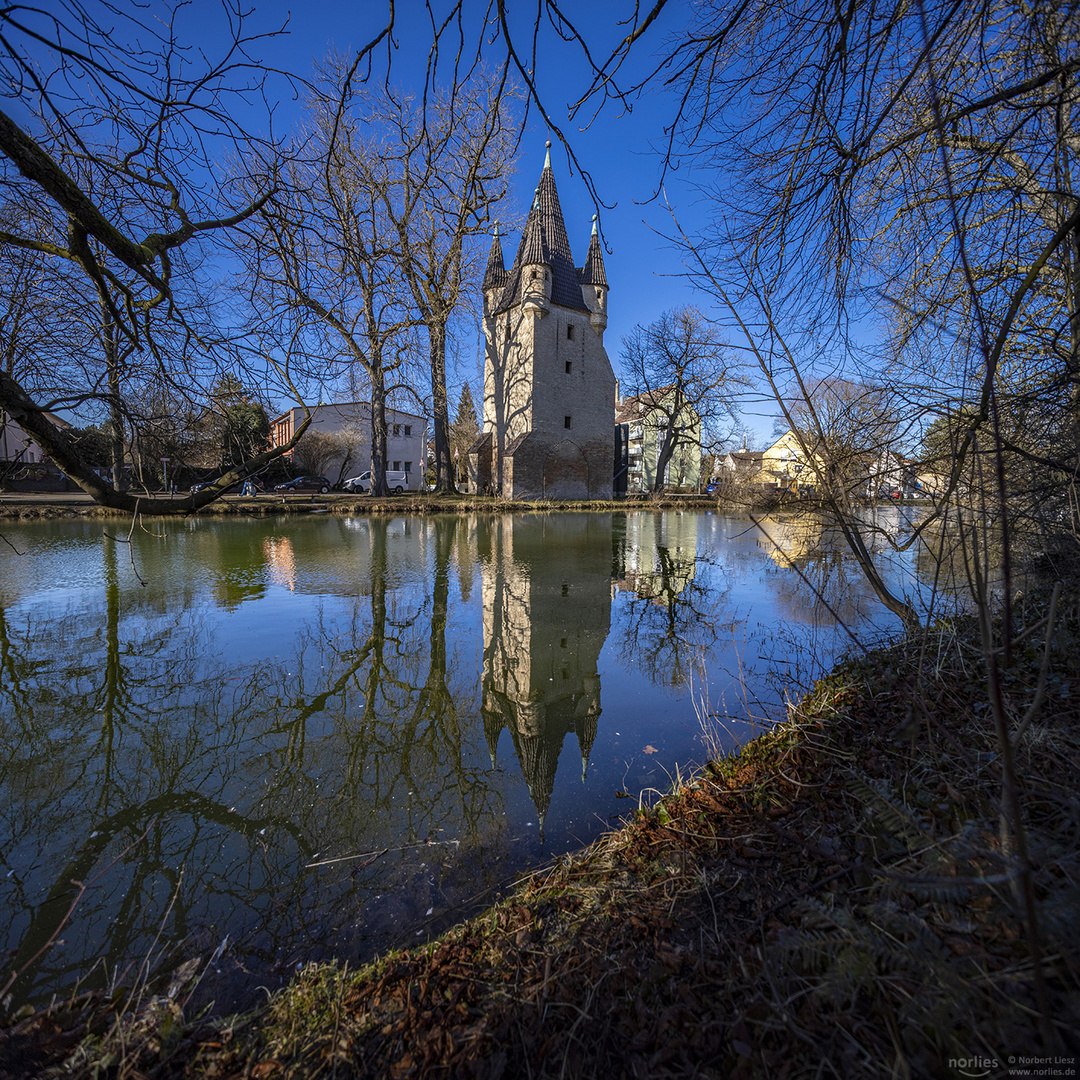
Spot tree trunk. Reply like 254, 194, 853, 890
653, 428, 675, 493
369, 363, 390, 496
99, 290, 126, 490
429, 320, 456, 493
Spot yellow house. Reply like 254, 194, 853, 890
757, 430, 819, 494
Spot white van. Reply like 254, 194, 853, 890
341, 470, 415, 494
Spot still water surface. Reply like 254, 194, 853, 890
0, 508, 930, 1012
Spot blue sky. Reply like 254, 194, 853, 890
8, 1, 784, 446
206, 0, 784, 446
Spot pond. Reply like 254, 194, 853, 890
0, 507, 935, 1014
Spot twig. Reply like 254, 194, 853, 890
304, 838, 460, 869
102, 506, 147, 586
1011, 581, 1061, 748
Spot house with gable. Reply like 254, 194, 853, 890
759, 429, 819, 494
714, 430, 820, 496
614, 386, 702, 493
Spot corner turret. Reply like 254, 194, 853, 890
482, 225, 508, 317
519, 189, 552, 316
579, 215, 609, 339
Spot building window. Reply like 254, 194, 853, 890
404, 425, 411, 436
566, 324, 574, 340
565, 361, 572, 374
564, 415, 572, 429
392, 460, 401, 470
404, 461, 412, 472
392, 423, 401, 436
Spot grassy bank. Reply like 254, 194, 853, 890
0, 491, 727, 521
4, 585, 1077, 1078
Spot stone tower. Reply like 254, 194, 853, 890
469, 144, 615, 500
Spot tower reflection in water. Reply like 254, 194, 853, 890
480, 514, 613, 839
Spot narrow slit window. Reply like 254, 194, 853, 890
564, 415, 572, 429
565, 361, 572, 374
566, 324, 575, 340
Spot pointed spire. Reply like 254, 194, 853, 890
482, 225, 507, 291
483, 699, 505, 767
519, 197, 547, 267
576, 703, 599, 775
491, 143, 589, 314
580, 214, 608, 287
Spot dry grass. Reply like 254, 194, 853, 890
0, 492, 723, 522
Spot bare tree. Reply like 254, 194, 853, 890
784, 377, 903, 504
619, 307, 746, 493
292, 430, 349, 479
353, 76, 519, 493
0, 2, 312, 512
237, 76, 424, 498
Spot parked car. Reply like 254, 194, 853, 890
190, 476, 264, 494
274, 475, 331, 494
341, 470, 410, 494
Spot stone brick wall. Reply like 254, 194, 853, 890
484, 300, 615, 500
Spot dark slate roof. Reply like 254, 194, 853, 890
482, 229, 508, 291
579, 218, 608, 287
490, 148, 590, 314
614, 386, 673, 423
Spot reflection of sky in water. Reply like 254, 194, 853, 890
0, 510, 937, 1014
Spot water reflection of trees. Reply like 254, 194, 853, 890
4, 508, 863, 1014
268, 517, 502, 847
755, 509, 955, 628
611, 512, 732, 689
0, 517, 512, 1011
757, 514, 882, 627
0, 535, 290, 1008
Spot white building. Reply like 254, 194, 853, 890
270, 402, 427, 488
1, 409, 49, 465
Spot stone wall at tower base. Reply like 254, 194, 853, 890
501, 431, 614, 500
467, 432, 493, 495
